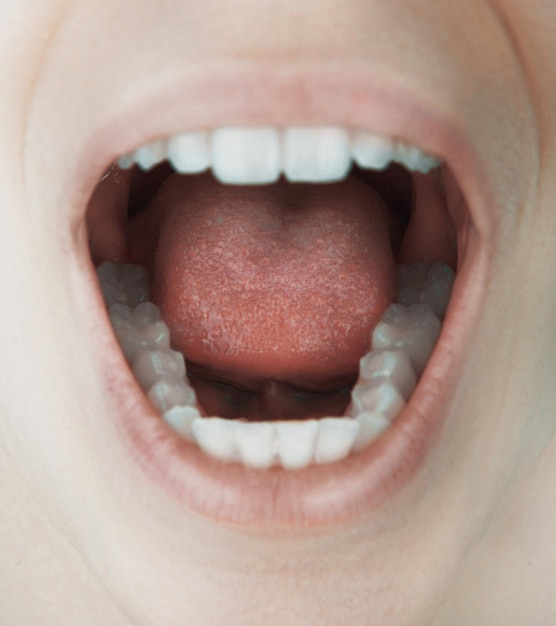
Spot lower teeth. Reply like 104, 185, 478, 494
96, 260, 454, 469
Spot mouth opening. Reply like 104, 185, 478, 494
86, 126, 464, 472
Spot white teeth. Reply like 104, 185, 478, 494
108, 303, 134, 324
163, 405, 200, 441
372, 303, 442, 375
189, 416, 359, 469
352, 131, 440, 174
352, 412, 391, 452
97, 259, 453, 470
192, 418, 239, 463
148, 379, 196, 413
275, 419, 319, 469
108, 302, 171, 363
108, 301, 161, 329
211, 127, 281, 184
117, 154, 135, 169
350, 380, 406, 420
393, 142, 442, 174
234, 421, 277, 469
115, 320, 171, 364
283, 127, 351, 182
358, 349, 417, 400
135, 139, 168, 171
132, 301, 162, 326
117, 126, 440, 184
132, 348, 186, 391
351, 131, 395, 171
314, 418, 359, 464
167, 132, 210, 174
351, 132, 441, 173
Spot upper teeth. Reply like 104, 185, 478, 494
117, 126, 441, 185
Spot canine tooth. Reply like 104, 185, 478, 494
148, 379, 196, 413
352, 131, 394, 170
211, 127, 281, 184
393, 142, 441, 173
358, 349, 417, 400
276, 420, 319, 469
135, 139, 167, 171
132, 349, 186, 391
372, 304, 441, 375
283, 127, 351, 182
234, 421, 276, 469
163, 405, 200, 441
192, 418, 239, 462
352, 412, 390, 452
314, 418, 359, 464
167, 131, 210, 174
350, 380, 405, 419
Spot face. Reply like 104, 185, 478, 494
2, 1, 556, 624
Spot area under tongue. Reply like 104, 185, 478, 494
129, 172, 397, 416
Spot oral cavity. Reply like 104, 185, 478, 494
97, 259, 453, 469
92, 125, 455, 470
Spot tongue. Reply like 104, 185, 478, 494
128, 172, 397, 418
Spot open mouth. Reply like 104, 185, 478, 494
75, 78, 486, 527
93, 127, 455, 460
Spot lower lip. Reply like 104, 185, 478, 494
74, 67, 489, 527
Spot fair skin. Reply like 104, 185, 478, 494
1, 1, 556, 624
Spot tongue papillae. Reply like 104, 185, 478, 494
127, 173, 397, 420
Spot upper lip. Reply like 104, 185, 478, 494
71, 62, 490, 527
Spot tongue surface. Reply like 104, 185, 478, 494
129, 173, 396, 393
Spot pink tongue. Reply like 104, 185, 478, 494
134, 173, 396, 388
